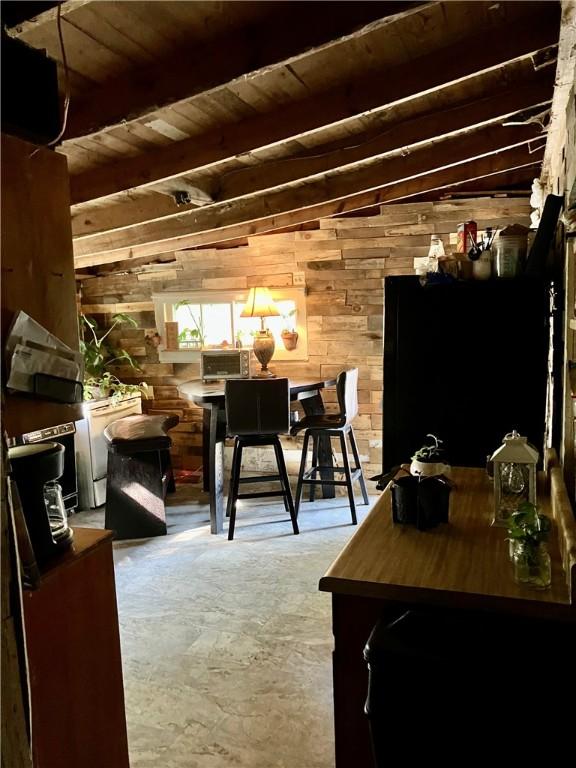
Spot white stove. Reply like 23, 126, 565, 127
75, 394, 142, 508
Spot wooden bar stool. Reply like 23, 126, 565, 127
292, 368, 368, 523
225, 378, 299, 540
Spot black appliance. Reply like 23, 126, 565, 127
8, 442, 74, 564
382, 277, 550, 473
11, 422, 78, 512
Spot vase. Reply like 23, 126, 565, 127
512, 542, 551, 589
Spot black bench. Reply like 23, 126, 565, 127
104, 414, 179, 539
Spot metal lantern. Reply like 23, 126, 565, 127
490, 430, 538, 526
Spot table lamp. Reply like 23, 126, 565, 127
241, 287, 280, 377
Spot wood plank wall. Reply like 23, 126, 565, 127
78, 197, 531, 485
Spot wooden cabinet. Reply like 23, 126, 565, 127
320, 467, 576, 767
22, 529, 129, 768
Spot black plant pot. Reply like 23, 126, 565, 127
391, 474, 451, 530
391, 475, 419, 525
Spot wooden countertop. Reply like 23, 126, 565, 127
28, 528, 113, 587
320, 468, 575, 621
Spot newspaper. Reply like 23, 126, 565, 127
5, 311, 84, 396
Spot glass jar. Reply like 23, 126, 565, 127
512, 541, 551, 589
494, 236, 526, 278
472, 250, 492, 280
508, 538, 519, 561
43, 480, 69, 539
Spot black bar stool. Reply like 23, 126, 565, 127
104, 414, 179, 539
292, 368, 368, 523
225, 378, 299, 540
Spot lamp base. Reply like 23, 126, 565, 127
253, 330, 276, 378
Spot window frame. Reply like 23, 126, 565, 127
152, 288, 308, 362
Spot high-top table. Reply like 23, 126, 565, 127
319, 465, 576, 767
178, 377, 337, 533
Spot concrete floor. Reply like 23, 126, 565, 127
74, 484, 375, 768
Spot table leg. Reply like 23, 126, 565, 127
202, 410, 211, 493
202, 405, 226, 533
300, 391, 335, 498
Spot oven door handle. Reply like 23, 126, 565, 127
90, 402, 140, 420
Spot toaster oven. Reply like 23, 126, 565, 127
201, 349, 251, 381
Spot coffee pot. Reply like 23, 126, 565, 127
8, 442, 74, 564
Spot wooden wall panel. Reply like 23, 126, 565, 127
1, 133, 83, 436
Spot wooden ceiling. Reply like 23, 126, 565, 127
6, 0, 565, 270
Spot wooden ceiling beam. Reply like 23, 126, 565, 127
84, 169, 536, 275
75, 152, 543, 270
71, 84, 552, 240
74, 149, 543, 270
214, 85, 553, 203
72, 192, 184, 239
73, 128, 544, 267
62, 1, 424, 141
68, 10, 560, 206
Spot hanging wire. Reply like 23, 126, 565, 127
29, 4, 71, 158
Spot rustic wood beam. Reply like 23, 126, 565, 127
74, 123, 544, 256
215, 89, 552, 203
73, 139, 543, 268
62, 2, 424, 141
71, 74, 554, 238
68, 9, 560, 206
72, 192, 183, 239
92, 177, 535, 275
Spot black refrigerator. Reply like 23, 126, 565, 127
382, 276, 551, 472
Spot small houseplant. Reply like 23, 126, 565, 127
410, 434, 451, 478
505, 501, 551, 589
281, 308, 298, 351
80, 313, 148, 401
84, 372, 150, 404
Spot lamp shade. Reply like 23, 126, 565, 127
240, 287, 280, 318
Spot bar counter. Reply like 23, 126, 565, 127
319, 466, 576, 767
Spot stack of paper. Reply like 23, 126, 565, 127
5, 312, 84, 400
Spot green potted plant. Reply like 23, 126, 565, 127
280, 308, 298, 351
505, 501, 551, 589
84, 372, 150, 404
79, 313, 148, 401
410, 434, 451, 478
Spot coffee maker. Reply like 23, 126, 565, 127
8, 441, 74, 564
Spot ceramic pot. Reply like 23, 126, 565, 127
281, 331, 299, 351
410, 459, 451, 478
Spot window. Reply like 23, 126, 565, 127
153, 289, 308, 362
